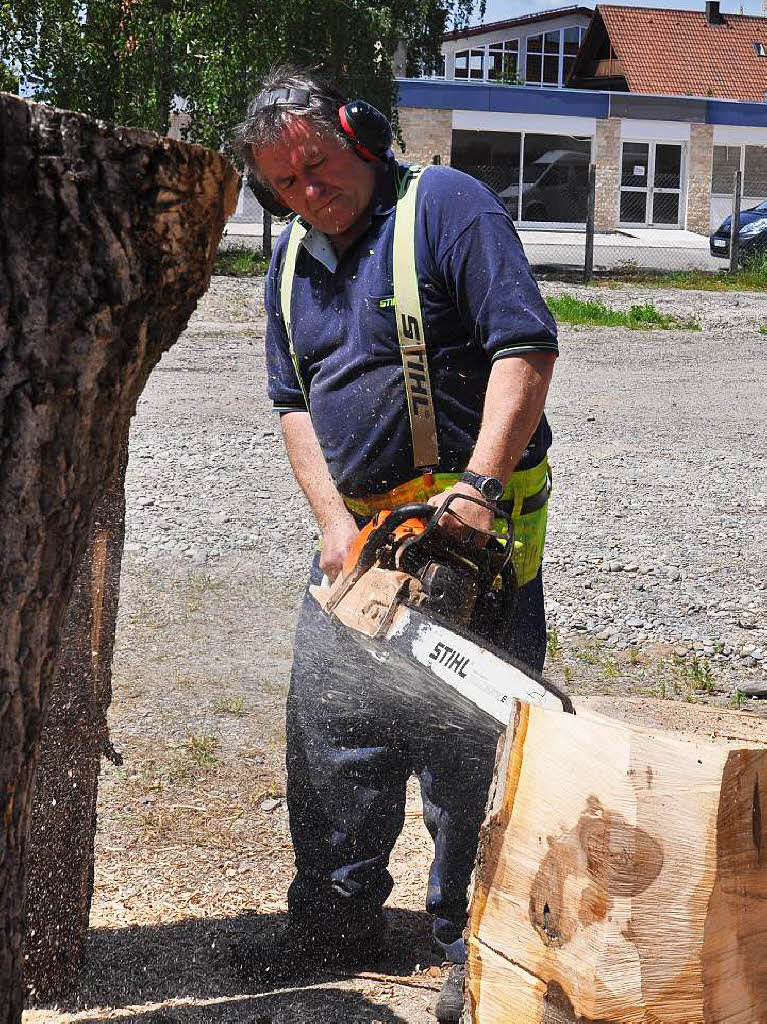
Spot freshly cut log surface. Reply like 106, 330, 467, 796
467, 698, 767, 1024
0, 92, 238, 1022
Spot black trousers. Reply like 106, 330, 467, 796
285, 555, 546, 961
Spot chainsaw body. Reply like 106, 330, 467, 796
315, 495, 515, 641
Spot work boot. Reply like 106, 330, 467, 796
233, 916, 385, 986
434, 963, 466, 1023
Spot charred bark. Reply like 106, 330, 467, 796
0, 92, 238, 1022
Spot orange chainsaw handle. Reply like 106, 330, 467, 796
341, 504, 434, 578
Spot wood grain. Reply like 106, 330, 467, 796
468, 702, 767, 1023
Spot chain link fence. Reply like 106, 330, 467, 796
224, 159, 766, 282
454, 156, 766, 281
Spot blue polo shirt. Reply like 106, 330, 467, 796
265, 162, 558, 499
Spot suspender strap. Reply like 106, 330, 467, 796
279, 218, 310, 408
393, 168, 440, 471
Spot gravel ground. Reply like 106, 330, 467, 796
26, 274, 766, 1024
125, 276, 767, 690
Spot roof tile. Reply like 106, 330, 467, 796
598, 4, 767, 102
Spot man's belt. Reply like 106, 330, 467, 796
342, 459, 551, 520
503, 479, 550, 516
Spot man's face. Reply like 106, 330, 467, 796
254, 116, 377, 237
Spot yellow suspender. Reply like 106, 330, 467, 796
393, 168, 440, 471
279, 169, 440, 471
279, 218, 310, 408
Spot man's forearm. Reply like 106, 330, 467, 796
467, 351, 556, 484
280, 411, 350, 532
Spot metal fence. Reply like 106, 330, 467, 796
224, 164, 766, 281
454, 158, 766, 280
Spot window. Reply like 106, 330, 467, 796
451, 129, 522, 199
754, 42, 766, 57
520, 133, 591, 221
525, 29, 579, 87
487, 38, 519, 82
451, 129, 592, 223
712, 144, 767, 199
562, 26, 585, 83
543, 31, 560, 85
454, 48, 484, 80
413, 54, 446, 78
449, 24, 586, 86
744, 145, 767, 197
712, 145, 742, 193
525, 33, 543, 85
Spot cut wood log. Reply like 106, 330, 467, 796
467, 698, 767, 1024
0, 92, 238, 1022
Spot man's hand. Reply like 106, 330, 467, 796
428, 481, 496, 545
319, 514, 360, 582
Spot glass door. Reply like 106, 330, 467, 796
620, 142, 650, 224
620, 142, 684, 227
651, 144, 683, 225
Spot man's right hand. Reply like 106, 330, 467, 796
319, 515, 360, 582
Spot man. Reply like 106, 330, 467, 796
233, 66, 557, 1021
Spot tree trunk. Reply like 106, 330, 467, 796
0, 92, 238, 1023
467, 698, 767, 1024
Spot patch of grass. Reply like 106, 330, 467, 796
187, 733, 219, 765
602, 658, 619, 680
629, 647, 641, 667
730, 689, 747, 710
760, 325, 767, 335
169, 733, 220, 783
213, 696, 247, 717
601, 251, 767, 293
546, 626, 560, 660
576, 645, 601, 665
547, 293, 699, 330
674, 654, 715, 693
563, 665, 573, 685
214, 245, 269, 277
179, 571, 225, 605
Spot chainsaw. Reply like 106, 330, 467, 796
309, 493, 573, 734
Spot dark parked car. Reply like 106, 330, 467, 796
710, 199, 767, 260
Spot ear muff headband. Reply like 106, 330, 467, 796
245, 92, 393, 215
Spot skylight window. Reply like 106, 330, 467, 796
754, 42, 767, 57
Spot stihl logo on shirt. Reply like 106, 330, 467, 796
428, 641, 470, 679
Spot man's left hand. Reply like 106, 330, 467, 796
428, 481, 496, 545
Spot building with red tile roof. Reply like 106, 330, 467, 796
569, 3, 767, 103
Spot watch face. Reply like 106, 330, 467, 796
481, 476, 504, 501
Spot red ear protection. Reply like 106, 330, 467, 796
338, 101, 393, 161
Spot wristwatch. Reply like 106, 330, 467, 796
459, 470, 504, 502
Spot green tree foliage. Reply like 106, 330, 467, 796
1, 0, 483, 150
